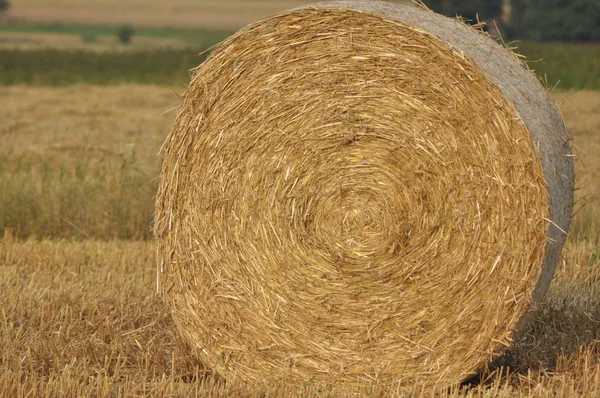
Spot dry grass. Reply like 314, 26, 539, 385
0, 85, 177, 239
0, 86, 598, 396
6, 0, 410, 29
0, 85, 176, 170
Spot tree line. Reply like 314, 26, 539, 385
424, 0, 598, 42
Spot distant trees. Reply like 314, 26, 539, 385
0, 0, 11, 14
424, 0, 600, 42
425, 0, 503, 26
510, 0, 600, 42
117, 25, 135, 44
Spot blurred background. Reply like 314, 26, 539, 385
0, 0, 597, 88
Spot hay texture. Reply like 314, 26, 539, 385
155, 0, 574, 388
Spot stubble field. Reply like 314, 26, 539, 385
0, 86, 599, 396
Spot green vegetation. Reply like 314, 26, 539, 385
0, 19, 596, 89
0, 49, 208, 86
117, 25, 135, 45
424, 0, 502, 25
0, 0, 9, 14
0, 0, 10, 14
424, 0, 599, 42
0, 22, 234, 86
0, 41, 597, 89
511, 0, 600, 42
517, 42, 600, 90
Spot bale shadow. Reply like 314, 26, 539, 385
461, 281, 600, 389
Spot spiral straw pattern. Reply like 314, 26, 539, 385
155, 1, 573, 388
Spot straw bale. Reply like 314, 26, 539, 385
155, 0, 574, 389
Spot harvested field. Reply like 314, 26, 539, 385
0, 85, 176, 170
0, 86, 598, 396
0, 85, 177, 239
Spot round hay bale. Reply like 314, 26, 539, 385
155, 1, 574, 388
